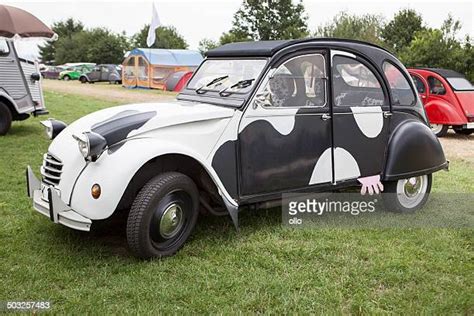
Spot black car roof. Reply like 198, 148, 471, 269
205, 38, 392, 58
416, 68, 466, 79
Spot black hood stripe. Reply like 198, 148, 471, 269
91, 110, 156, 146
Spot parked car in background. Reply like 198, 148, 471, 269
409, 68, 474, 137
59, 64, 95, 81
41, 65, 65, 79
79, 64, 122, 84
27, 39, 448, 259
164, 70, 194, 92
0, 39, 47, 135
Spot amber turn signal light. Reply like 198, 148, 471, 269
91, 184, 101, 199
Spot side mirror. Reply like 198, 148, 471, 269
30, 73, 41, 82
254, 91, 272, 109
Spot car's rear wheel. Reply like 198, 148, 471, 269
79, 77, 87, 84
0, 101, 12, 136
430, 124, 448, 137
382, 174, 432, 213
63, 75, 70, 81
454, 128, 473, 136
126, 172, 199, 259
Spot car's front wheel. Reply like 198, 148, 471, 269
430, 124, 449, 137
63, 75, 70, 81
126, 172, 199, 259
382, 174, 432, 213
79, 77, 87, 84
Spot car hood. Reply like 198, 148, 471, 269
51, 100, 235, 149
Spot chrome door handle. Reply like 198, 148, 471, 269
321, 114, 331, 121
383, 111, 392, 118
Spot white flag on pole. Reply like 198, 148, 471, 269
146, 2, 161, 47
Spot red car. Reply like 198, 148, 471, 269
408, 68, 474, 137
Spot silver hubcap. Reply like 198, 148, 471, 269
396, 175, 428, 208
159, 203, 184, 239
430, 124, 443, 134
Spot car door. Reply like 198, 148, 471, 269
100, 66, 110, 81
238, 52, 333, 196
330, 51, 390, 185
87, 66, 99, 81
0, 39, 31, 108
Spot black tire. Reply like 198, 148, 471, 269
430, 124, 448, 137
63, 75, 70, 81
0, 101, 12, 136
79, 77, 87, 84
382, 174, 432, 213
126, 172, 199, 259
454, 128, 473, 136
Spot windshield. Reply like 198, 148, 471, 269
187, 59, 267, 95
446, 77, 474, 91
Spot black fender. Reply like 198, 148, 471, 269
384, 120, 448, 180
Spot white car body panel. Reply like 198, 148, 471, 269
46, 100, 237, 220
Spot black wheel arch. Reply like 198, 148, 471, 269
0, 95, 26, 120
383, 119, 448, 181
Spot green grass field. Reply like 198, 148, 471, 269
0, 91, 473, 314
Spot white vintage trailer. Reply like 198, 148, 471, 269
0, 39, 47, 135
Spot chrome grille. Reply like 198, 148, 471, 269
41, 153, 63, 186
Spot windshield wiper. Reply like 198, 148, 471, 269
195, 75, 229, 94
219, 78, 255, 97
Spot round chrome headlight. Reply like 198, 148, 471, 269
73, 132, 107, 161
40, 119, 67, 140
74, 133, 90, 158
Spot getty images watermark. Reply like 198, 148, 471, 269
282, 192, 474, 228
283, 193, 379, 226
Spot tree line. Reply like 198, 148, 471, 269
39, 19, 187, 65
40, 0, 473, 81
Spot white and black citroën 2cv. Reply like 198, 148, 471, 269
27, 39, 448, 259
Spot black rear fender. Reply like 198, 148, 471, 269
384, 120, 448, 181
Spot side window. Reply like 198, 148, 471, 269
428, 76, 446, 95
124, 57, 135, 78
383, 62, 415, 106
137, 57, 149, 80
332, 56, 384, 106
0, 40, 9, 56
263, 54, 326, 107
411, 75, 426, 93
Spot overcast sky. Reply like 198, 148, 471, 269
3, 0, 473, 60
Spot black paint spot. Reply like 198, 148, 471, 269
92, 110, 156, 147
212, 140, 238, 198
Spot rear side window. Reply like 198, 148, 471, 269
411, 75, 426, 93
0, 40, 9, 56
383, 62, 415, 106
428, 76, 447, 95
332, 56, 385, 106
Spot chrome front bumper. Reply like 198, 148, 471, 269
26, 166, 92, 231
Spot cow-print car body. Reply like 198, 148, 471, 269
27, 39, 448, 258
